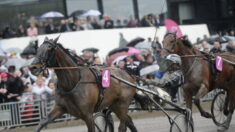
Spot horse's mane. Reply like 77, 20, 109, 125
179, 37, 193, 48
56, 43, 84, 65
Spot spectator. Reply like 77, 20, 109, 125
152, 36, 162, 59
193, 44, 199, 51
0, 74, 8, 103
37, 22, 45, 35
127, 16, 138, 27
230, 30, 235, 36
147, 14, 155, 26
48, 80, 56, 96
45, 19, 58, 34
104, 16, 114, 29
60, 19, 72, 32
2, 27, 15, 38
32, 76, 53, 100
6, 67, 24, 102
200, 40, 211, 52
20, 83, 34, 120
27, 23, 38, 36
124, 56, 138, 75
83, 16, 93, 30
140, 15, 151, 27
210, 41, 223, 54
226, 40, 235, 54
115, 19, 123, 28
16, 24, 26, 37
20, 82, 34, 102
154, 15, 161, 27
91, 18, 101, 29
117, 60, 125, 69
74, 19, 84, 31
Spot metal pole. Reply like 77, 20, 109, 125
97, 0, 104, 19
132, 0, 139, 21
62, 0, 68, 18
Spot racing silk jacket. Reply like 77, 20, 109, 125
145, 70, 184, 88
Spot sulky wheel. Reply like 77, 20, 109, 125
211, 90, 229, 126
170, 113, 194, 132
93, 111, 114, 132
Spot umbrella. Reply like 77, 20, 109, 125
70, 10, 86, 18
139, 64, 159, 76
82, 48, 99, 53
206, 36, 230, 45
41, 11, 64, 18
106, 52, 130, 65
107, 47, 129, 56
106, 47, 140, 65
128, 47, 140, 54
112, 55, 128, 65
126, 37, 145, 47
82, 10, 101, 17
135, 42, 152, 50
224, 36, 235, 41
5, 58, 34, 69
5, 48, 22, 54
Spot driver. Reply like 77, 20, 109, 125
144, 54, 184, 101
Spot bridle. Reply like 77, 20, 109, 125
34, 40, 57, 74
162, 33, 177, 55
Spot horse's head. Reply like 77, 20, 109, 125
29, 36, 60, 76
161, 33, 193, 58
161, 32, 178, 58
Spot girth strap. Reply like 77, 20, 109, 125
89, 67, 105, 112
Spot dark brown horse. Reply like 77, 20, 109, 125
161, 33, 235, 130
29, 36, 138, 132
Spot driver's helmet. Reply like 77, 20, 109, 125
159, 54, 181, 72
166, 54, 182, 65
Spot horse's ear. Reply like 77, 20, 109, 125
44, 37, 49, 41
54, 35, 61, 44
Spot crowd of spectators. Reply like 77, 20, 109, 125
0, 31, 235, 105
0, 14, 162, 39
0, 61, 56, 104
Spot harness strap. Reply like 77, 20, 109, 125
58, 81, 97, 95
89, 67, 105, 112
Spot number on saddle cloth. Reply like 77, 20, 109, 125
216, 56, 223, 71
102, 70, 111, 88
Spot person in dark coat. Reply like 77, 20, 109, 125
226, 40, 235, 54
210, 41, 223, 54
0, 73, 8, 103
124, 56, 138, 75
6, 66, 24, 102
45, 19, 58, 34
104, 16, 114, 29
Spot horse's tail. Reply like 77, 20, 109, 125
134, 93, 151, 110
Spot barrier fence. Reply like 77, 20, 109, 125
0, 88, 222, 130
0, 99, 73, 129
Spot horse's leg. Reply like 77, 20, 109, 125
125, 115, 137, 132
183, 84, 193, 110
35, 106, 64, 132
82, 113, 95, 132
111, 101, 137, 132
194, 83, 212, 118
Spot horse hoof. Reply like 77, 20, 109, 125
217, 126, 228, 132
203, 112, 212, 118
